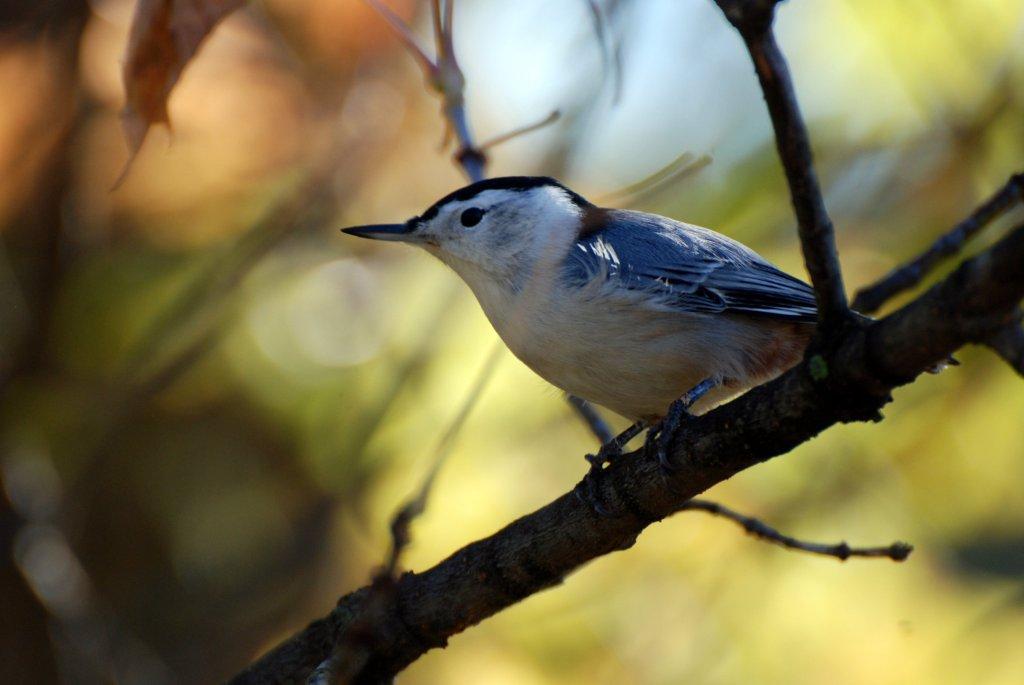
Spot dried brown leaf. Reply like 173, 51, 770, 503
116, 0, 245, 187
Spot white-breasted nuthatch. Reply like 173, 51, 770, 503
342, 176, 820, 426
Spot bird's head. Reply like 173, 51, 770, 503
341, 176, 592, 285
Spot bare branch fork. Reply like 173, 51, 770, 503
230, 1, 1024, 682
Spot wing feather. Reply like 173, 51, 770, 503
563, 209, 817, 322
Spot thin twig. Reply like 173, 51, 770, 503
712, 0, 849, 332
430, 0, 444, 57
314, 344, 502, 685
853, 172, 1024, 313
441, 0, 454, 55
382, 342, 503, 577
361, 0, 483, 179
681, 499, 912, 561
477, 110, 561, 151
595, 151, 712, 207
362, 0, 436, 75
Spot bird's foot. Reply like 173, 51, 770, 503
645, 378, 718, 473
645, 399, 689, 474
575, 421, 645, 517
578, 450, 616, 518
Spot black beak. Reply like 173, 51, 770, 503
340, 223, 415, 241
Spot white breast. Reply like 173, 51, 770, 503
464, 265, 791, 421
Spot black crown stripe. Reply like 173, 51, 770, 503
416, 176, 591, 223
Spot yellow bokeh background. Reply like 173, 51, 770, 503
1, 1, 1022, 683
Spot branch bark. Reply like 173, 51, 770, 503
231, 222, 1024, 684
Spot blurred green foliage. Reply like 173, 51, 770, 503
1, 0, 1022, 683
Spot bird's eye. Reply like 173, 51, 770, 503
460, 207, 484, 227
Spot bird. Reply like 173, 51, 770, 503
342, 176, 818, 430
341, 176, 958, 514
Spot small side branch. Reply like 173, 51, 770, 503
853, 172, 1024, 314
712, 0, 849, 331
382, 342, 504, 578
307, 341, 502, 683
681, 499, 912, 562
596, 151, 712, 207
363, 0, 483, 181
477, 110, 561, 151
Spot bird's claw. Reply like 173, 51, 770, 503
646, 396, 692, 474
655, 443, 676, 474
575, 419, 651, 517
575, 437, 628, 517
575, 460, 616, 517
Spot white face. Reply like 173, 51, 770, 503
410, 185, 584, 284
342, 179, 590, 291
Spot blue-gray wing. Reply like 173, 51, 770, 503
563, 209, 817, 322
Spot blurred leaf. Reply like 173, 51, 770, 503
117, 0, 247, 187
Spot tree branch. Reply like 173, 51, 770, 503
984, 312, 1024, 377
680, 499, 912, 561
231, 222, 1024, 685
712, 0, 850, 331
853, 172, 1024, 314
